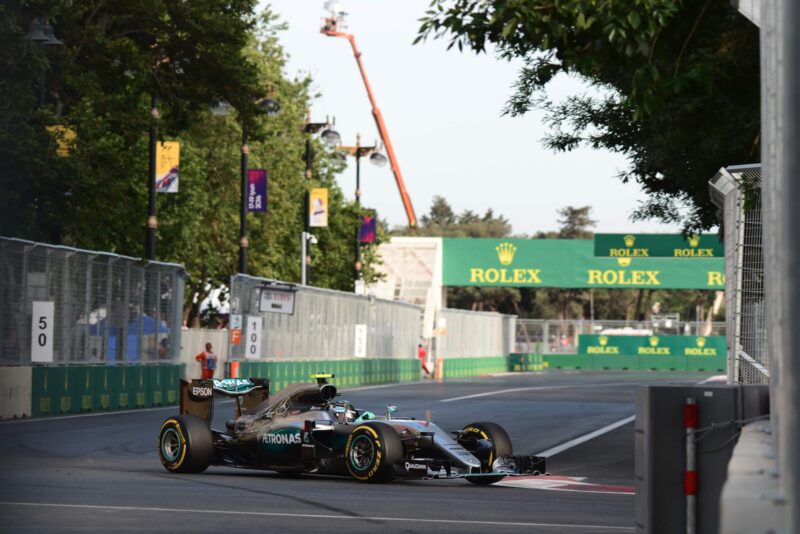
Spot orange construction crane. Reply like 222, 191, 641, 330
321, 3, 417, 228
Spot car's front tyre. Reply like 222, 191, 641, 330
158, 415, 213, 474
459, 421, 512, 485
345, 422, 403, 483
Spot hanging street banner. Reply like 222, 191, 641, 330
155, 141, 180, 193
46, 125, 77, 157
593, 233, 723, 258
247, 169, 267, 212
308, 188, 328, 227
442, 238, 725, 289
360, 214, 377, 244
578, 334, 726, 357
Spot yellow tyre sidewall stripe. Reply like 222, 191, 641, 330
465, 427, 493, 472
159, 419, 188, 471
346, 426, 383, 481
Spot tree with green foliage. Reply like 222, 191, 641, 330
417, 1, 759, 232
0, 2, 380, 326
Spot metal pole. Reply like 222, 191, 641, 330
301, 231, 308, 286
762, 1, 800, 528
303, 140, 312, 285
684, 397, 697, 534
146, 92, 158, 261
239, 126, 249, 274
354, 152, 362, 287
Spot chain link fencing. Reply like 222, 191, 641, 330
516, 318, 727, 354
0, 237, 185, 365
714, 166, 768, 384
229, 274, 423, 360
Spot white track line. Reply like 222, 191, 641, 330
534, 415, 636, 458
0, 502, 634, 531
0, 399, 235, 425
440, 382, 639, 402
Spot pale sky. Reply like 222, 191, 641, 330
265, 0, 682, 235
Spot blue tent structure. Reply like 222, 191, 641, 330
89, 314, 170, 362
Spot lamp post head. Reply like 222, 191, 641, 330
369, 151, 387, 167
24, 19, 49, 42
258, 97, 280, 117
41, 23, 63, 46
320, 128, 341, 147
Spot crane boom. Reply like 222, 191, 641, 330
322, 22, 417, 228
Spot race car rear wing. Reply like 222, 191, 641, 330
179, 378, 270, 423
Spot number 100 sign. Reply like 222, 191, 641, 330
245, 315, 263, 360
31, 301, 54, 363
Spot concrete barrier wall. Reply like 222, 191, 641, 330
0, 366, 32, 418
180, 329, 229, 380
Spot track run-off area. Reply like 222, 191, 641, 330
0, 370, 713, 533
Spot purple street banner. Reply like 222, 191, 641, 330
248, 169, 267, 212
360, 214, 377, 244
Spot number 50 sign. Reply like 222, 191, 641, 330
31, 301, 54, 363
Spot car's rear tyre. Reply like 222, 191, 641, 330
345, 422, 403, 483
459, 422, 512, 485
158, 415, 213, 474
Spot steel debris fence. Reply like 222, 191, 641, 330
0, 237, 185, 365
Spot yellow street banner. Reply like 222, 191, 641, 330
155, 141, 180, 193
46, 125, 77, 157
308, 188, 328, 227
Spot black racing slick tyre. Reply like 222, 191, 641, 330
158, 415, 213, 474
460, 422, 513, 485
345, 422, 403, 483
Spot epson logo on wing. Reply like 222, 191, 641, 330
192, 387, 213, 397
261, 432, 301, 445
405, 462, 427, 471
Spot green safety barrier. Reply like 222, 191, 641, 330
543, 353, 726, 372
508, 353, 546, 372
31, 363, 185, 417
578, 334, 726, 357
236, 358, 421, 394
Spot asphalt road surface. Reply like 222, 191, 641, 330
0, 370, 713, 533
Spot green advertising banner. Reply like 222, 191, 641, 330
442, 238, 725, 289
578, 334, 726, 357
594, 233, 723, 258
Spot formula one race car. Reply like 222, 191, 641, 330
157, 374, 545, 484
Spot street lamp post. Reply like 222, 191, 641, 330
23, 19, 63, 107
212, 98, 279, 274
337, 134, 387, 290
146, 87, 159, 261
300, 117, 340, 285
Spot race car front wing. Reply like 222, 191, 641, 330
393, 454, 546, 480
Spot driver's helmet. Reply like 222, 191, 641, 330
331, 400, 358, 422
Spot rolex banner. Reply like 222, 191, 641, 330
442, 238, 725, 289
578, 335, 726, 357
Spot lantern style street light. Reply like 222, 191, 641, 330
337, 134, 386, 289
301, 117, 340, 285
212, 97, 280, 274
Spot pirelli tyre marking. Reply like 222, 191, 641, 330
346, 425, 383, 481
159, 419, 188, 471
465, 426, 492, 471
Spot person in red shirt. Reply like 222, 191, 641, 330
417, 343, 431, 375
195, 342, 218, 380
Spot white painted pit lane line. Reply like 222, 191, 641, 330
534, 415, 636, 458
0, 502, 635, 531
